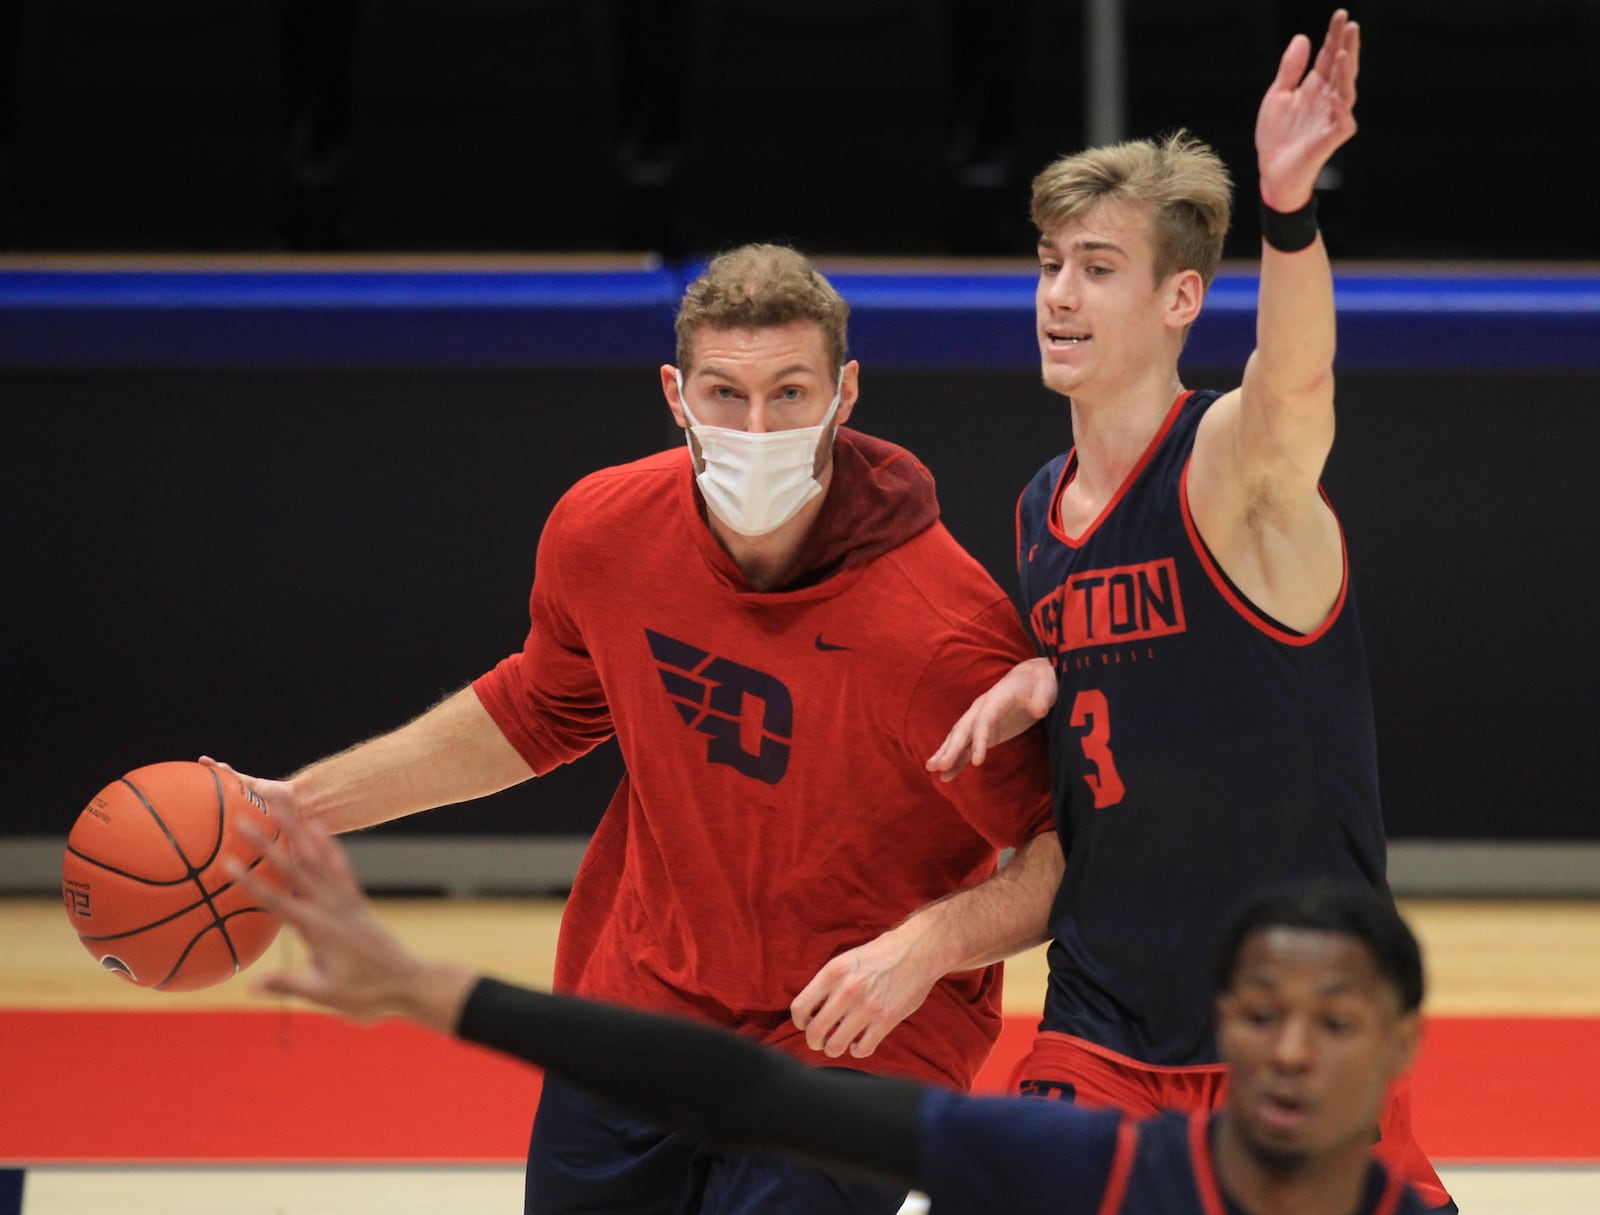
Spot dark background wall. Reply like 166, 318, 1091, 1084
2, 0, 1597, 863
0, 0, 1596, 261
9, 363, 1598, 843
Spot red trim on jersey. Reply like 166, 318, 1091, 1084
1019, 1029, 1232, 1082
1094, 1118, 1140, 1215
1014, 484, 1027, 577
1374, 1172, 1408, 1215
1374, 1075, 1454, 1208
1177, 460, 1350, 647
1050, 391, 1193, 548
1187, 1112, 1229, 1215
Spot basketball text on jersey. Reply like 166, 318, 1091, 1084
1029, 557, 1187, 661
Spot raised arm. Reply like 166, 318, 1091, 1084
1188, 9, 1361, 633
204, 685, 533, 835
1245, 7, 1360, 462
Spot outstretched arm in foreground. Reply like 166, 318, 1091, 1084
227, 811, 924, 1189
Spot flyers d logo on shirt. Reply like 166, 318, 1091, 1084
645, 629, 793, 785
1031, 557, 1187, 656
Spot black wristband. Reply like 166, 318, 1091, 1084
1260, 195, 1319, 253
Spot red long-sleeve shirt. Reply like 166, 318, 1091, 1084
475, 429, 1053, 1089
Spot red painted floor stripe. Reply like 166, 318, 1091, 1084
1406, 1016, 1600, 1161
1, 1011, 1595, 1162
0, 1010, 540, 1162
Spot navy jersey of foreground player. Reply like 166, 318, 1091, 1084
456, 978, 1429, 1215
920, 1092, 1421, 1215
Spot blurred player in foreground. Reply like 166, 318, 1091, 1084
230, 811, 1437, 1215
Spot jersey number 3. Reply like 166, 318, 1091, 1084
1070, 689, 1126, 808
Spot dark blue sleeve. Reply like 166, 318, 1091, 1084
916, 1089, 1121, 1213
458, 978, 923, 1188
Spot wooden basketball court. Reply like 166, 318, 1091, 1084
3, 895, 1599, 1212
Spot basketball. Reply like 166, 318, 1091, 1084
61, 760, 286, 992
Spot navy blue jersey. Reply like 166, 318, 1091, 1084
454, 978, 1434, 1215
1018, 390, 1389, 1064
918, 1094, 1426, 1215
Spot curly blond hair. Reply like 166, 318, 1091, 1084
674, 244, 849, 373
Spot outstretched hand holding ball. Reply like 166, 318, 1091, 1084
62, 760, 285, 991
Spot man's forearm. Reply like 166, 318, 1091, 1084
1254, 226, 1337, 398
293, 685, 535, 833
901, 831, 1063, 975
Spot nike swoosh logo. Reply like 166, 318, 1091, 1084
814, 634, 850, 652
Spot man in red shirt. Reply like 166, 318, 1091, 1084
208, 243, 1058, 1214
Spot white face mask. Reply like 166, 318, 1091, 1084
676, 369, 843, 537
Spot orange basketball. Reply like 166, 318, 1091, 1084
61, 761, 285, 992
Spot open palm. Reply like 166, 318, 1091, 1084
1256, 9, 1361, 211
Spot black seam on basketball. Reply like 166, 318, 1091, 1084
222, 851, 284, 936
154, 921, 225, 990
120, 770, 235, 966
152, 908, 266, 989
75, 893, 213, 941
219, 906, 271, 931
215, 897, 245, 973
73, 851, 277, 941
200, 767, 244, 972
63, 843, 198, 886
197, 766, 228, 869
119, 775, 209, 875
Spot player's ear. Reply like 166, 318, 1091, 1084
661, 365, 689, 430
835, 360, 861, 427
1163, 268, 1205, 331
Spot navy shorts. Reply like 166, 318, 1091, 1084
525, 1075, 908, 1215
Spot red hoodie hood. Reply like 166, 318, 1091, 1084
774, 427, 940, 590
